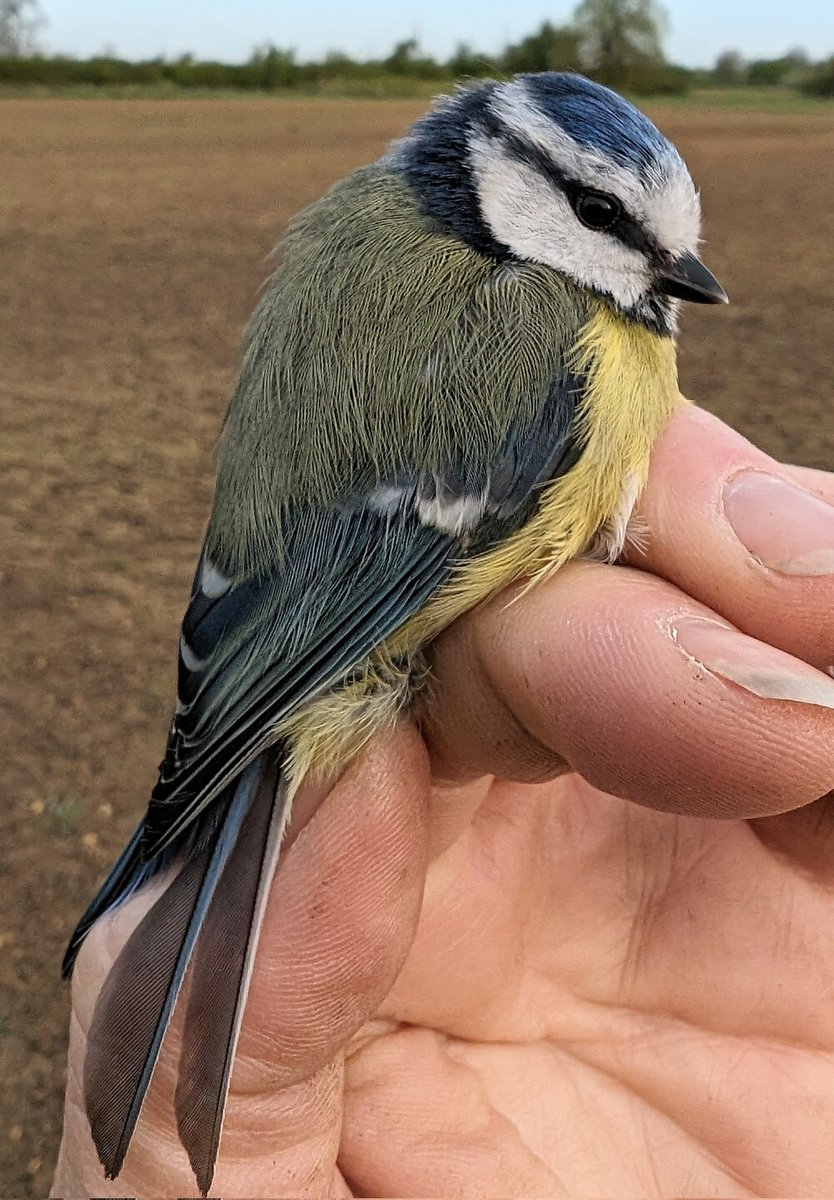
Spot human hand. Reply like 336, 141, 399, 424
54, 405, 834, 1198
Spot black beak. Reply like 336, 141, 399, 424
656, 251, 728, 305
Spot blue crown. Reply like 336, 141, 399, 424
521, 72, 675, 178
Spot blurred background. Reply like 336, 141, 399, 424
1, 0, 832, 1193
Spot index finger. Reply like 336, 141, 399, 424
628, 405, 834, 672
788, 464, 834, 505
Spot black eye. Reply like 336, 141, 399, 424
574, 191, 622, 232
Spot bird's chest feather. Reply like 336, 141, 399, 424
280, 305, 681, 788
394, 302, 683, 645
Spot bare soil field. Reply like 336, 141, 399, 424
1, 97, 833, 1195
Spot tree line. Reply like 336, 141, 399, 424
1, 0, 832, 97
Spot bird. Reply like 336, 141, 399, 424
63, 70, 727, 1195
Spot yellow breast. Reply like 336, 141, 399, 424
390, 301, 683, 649
281, 302, 682, 788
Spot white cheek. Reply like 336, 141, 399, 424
644, 166, 702, 256
470, 136, 650, 309
491, 81, 702, 263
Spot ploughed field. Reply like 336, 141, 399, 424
1, 96, 832, 1195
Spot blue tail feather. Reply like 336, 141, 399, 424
80, 758, 267, 1183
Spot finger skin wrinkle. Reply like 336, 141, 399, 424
549, 1037, 758, 1196
558, 1020, 834, 1196
423, 617, 569, 785
617, 822, 720, 1001
750, 793, 834, 890
618, 819, 682, 999
342, 1027, 572, 1196
344, 1025, 758, 1197
482, 663, 573, 784
476, 621, 575, 780
437, 1037, 572, 1196
440, 1040, 572, 1195
554, 992, 834, 1062
632, 407, 834, 673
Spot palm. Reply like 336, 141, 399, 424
344, 771, 834, 1196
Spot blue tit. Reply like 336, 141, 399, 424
63, 71, 727, 1194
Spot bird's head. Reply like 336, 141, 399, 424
389, 72, 727, 334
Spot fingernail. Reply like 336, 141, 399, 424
724, 471, 834, 576
673, 618, 834, 710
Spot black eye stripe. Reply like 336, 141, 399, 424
492, 128, 662, 260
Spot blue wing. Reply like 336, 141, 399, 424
146, 363, 586, 852
64, 362, 586, 970
145, 504, 457, 854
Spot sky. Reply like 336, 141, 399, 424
36, 0, 834, 68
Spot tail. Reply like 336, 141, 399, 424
62, 819, 183, 979
80, 752, 287, 1195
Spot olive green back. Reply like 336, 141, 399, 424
208, 165, 591, 574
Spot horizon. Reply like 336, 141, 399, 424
35, 1, 834, 71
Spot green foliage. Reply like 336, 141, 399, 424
0, 48, 313, 90
318, 50, 365, 80
799, 57, 834, 97
446, 41, 499, 78
747, 46, 808, 87
247, 44, 302, 89
0, 3, 827, 103
629, 63, 689, 95
712, 46, 813, 89
44, 795, 82, 838
502, 22, 581, 74
748, 57, 793, 86
574, 0, 667, 89
312, 73, 445, 99
0, 54, 165, 85
712, 50, 746, 85
383, 38, 446, 79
